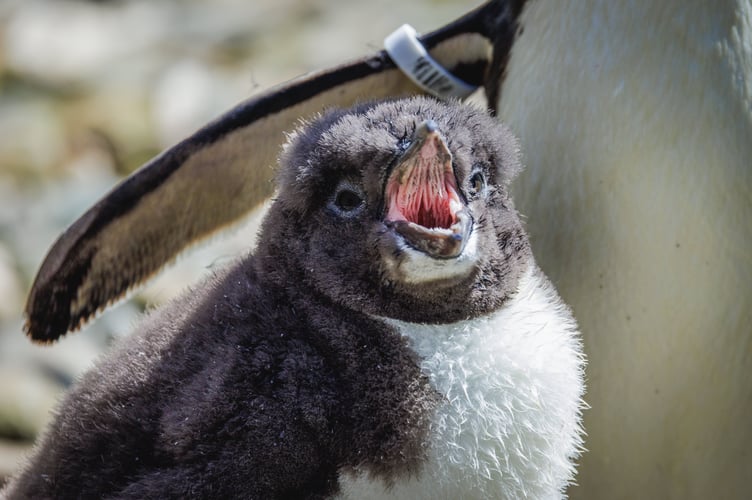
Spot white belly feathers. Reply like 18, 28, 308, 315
338, 265, 585, 499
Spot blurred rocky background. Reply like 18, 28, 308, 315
0, 0, 478, 484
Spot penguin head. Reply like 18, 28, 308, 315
262, 96, 531, 323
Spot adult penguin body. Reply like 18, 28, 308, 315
496, 3, 751, 498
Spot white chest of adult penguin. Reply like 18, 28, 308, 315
493, 3, 752, 499
3, 97, 585, 499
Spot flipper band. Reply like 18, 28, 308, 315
384, 24, 478, 99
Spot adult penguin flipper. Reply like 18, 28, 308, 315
24, 0, 525, 343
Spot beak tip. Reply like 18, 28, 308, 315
414, 119, 439, 140
423, 119, 438, 133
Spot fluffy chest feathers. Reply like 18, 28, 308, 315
339, 266, 585, 500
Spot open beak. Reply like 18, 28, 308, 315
384, 120, 472, 259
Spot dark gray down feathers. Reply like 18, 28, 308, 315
3, 97, 531, 499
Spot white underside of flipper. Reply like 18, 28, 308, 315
337, 265, 585, 500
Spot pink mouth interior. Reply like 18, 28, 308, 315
386, 139, 461, 229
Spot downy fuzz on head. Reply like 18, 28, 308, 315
256, 96, 532, 324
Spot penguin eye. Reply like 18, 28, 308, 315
468, 170, 487, 198
335, 190, 363, 211
329, 182, 365, 216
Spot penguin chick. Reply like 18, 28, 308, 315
2, 96, 585, 500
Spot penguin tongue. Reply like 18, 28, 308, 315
385, 122, 469, 259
